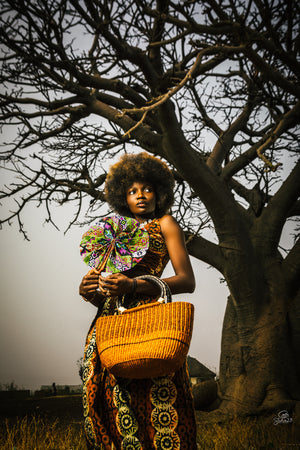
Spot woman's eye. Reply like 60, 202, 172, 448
144, 187, 152, 192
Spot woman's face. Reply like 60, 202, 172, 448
126, 181, 156, 220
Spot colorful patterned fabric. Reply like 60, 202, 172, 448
82, 218, 197, 449
80, 215, 149, 273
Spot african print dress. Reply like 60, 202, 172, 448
82, 218, 197, 449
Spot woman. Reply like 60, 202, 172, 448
79, 152, 197, 449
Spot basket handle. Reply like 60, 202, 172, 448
117, 275, 172, 313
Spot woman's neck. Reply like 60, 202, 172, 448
134, 214, 155, 224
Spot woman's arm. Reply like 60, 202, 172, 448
159, 214, 195, 294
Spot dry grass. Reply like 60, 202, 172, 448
0, 415, 87, 450
196, 414, 300, 449
0, 413, 299, 449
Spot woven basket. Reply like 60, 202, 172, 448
96, 275, 194, 378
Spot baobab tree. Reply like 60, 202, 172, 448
0, 0, 299, 415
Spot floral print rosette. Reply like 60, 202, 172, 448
80, 215, 149, 273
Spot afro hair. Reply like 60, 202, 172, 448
104, 152, 175, 217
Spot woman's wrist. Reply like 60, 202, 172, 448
130, 278, 137, 294
134, 279, 160, 295
80, 290, 98, 303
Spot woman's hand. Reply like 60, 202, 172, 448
79, 269, 100, 300
99, 273, 135, 297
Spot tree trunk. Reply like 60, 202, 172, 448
218, 265, 300, 415
158, 103, 300, 417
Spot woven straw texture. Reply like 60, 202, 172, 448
96, 300, 194, 378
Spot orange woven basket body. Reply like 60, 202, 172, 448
96, 275, 194, 379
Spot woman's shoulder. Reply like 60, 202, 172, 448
158, 215, 182, 234
159, 214, 176, 225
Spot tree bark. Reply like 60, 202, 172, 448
218, 262, 300, 415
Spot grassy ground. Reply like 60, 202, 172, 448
1, 415, 86, 450
0, 395, 299, 449
0, 395, 85, 450
196, 411, 300, 449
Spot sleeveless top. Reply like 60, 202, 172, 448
82, 217, 197, 450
